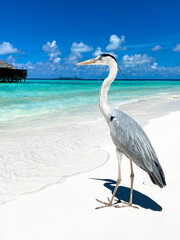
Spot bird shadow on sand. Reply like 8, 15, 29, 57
91, 178, 162, 211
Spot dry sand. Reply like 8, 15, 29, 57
0, 110, 179, 240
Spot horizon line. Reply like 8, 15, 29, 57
26, 78, 180, 81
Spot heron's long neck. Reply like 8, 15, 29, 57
99, 63, 118, 122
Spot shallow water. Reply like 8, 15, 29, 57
1, 79, 180, 123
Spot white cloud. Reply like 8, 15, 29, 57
6, 55, 32, 70
120, 54, 159, 77
53, 57, 61, 63
64, 52, 83, 64
71, 42, 93, 53
15, 38, 180, 79
93, 47, 103, 57
16, 61, 35, 70
106, 35, 126, 51
152, 45, 162, 51
173, 44, 180, 52
151, 62, 158, 69
122, 54, 155, 66
156, 65, 180, 78
24, 61, 35, 69
42, 40, 61, 61
6, 55, 16, 65
0, 42, 19, 55
15, 41, 63, 77
93, 48, 118, 62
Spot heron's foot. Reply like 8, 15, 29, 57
116, 200, 138, 209
95, 198, 118, 210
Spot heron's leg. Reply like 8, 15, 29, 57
109, 148, 122, 204
118, 159, 138, 209
96, 148, 122, 209
129, 159, 134, 205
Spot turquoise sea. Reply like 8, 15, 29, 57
0, 79, 180, 123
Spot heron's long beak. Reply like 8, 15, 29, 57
76, 58, 96, 65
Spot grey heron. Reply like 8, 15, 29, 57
77, 53, 166, 209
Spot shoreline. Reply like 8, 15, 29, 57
1, 90, 180, 126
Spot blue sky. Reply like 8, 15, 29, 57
0, 0, 180, 78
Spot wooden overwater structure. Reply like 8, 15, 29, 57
0, 60, 27, 83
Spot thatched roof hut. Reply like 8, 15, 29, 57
0, 60, 17, 69
0, 60, 27, 82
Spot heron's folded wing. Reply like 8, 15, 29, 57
110, 111, 158, 172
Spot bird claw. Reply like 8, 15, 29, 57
118, 200, 139, 209
95, 198, 115, 209
95, 197, 125, 209
95, 198, 138, 209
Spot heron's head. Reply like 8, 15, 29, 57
76, 53, 117, 67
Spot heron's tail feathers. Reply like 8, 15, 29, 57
149, 161, 166, 188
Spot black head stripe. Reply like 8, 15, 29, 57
100, 53, 117, 63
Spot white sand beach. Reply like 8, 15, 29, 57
0, 99, 180, 240
0, 0, 179, 238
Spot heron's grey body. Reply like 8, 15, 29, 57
77, 53, 166, 208
109, 109, 166, 188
